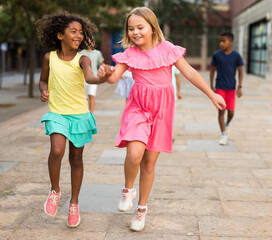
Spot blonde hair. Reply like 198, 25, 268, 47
121, 7, 165, 48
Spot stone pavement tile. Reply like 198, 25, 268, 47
156, 166, 191, 176
209, 157, 267, 169
154, 170, 192, 187
105, 232, 166, 240
217, 187, 272, 202
252, 169, 272, 179
83, 164, 127, 185
0, 211, 24, 229
187, 140, 238, 152
158, 152, 210, 167
148, 199, 223, 216
198, 216, 272, 237
105, 232, 199, 240
184, 123, 219, 131
151, 186, 218, 200
181, 103, 210, 109
191, 168, 260, 188
96, 149, 126, 164
259, 153, 272, 168
21, 211, 113, 232
234, 140, 272, 153
257, 179, 272, 189
0, 162, 17, 175
0, 230, 14, 240
8, 229, 106, 240
207, 152, 260, 161
61, 184, 139, 214
107, 213, 199, 236
94, 110, 121, 116
201, 237, 272, 240
221, 201, 272, 217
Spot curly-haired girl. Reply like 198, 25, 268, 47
37, 12, 106, 228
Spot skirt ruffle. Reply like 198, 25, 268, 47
41, 111, 98, 148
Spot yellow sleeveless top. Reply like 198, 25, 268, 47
48, 51, 88, 114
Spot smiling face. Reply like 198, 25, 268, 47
58, 21, 84, 50
127, 14, 153, 51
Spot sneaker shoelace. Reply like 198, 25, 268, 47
135, 211, 145, 221
49, 191, 59, 206
122, 192, 129, 201
69, 205, 77, 216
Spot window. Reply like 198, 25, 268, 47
248, 20, 268, 77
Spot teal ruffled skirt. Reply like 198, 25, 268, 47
41, 111, 98, 148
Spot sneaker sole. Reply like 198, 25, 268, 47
130, 225, 144, 232
67, 216, 81, 228
118, 204, 133, 212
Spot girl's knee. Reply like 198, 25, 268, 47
125, 153, 142, 166
69, 156, 83, 168
50, 148, 64, 160
141, 161, 156, 174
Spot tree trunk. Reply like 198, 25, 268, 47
24, 41, 30, 85
28, 34, 35, 98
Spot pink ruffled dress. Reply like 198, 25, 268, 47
112, 41, 186, 153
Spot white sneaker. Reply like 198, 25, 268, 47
130, 208, 147, 232
117, 188, 137, 212
219, 135, 228, 145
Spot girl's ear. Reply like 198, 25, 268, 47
57, 32, 63, 40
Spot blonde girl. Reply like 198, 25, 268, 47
99, 7, 225, 231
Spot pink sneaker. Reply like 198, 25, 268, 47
67, 204, 80, 228
44, 190, 61, 216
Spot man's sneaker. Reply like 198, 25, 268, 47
117, 188, 137, 212
130, 208, 147, 232
219, 134, 228, 145
225, 124, 230, 136
44, 190, 61, 216
67, 204, 80, 228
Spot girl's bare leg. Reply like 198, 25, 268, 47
124, 141, 146, 189
48, 133, 66, 193
138, 150, 160, 206
69, 141, 84, 204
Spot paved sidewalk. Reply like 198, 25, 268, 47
1, 72, 272, 240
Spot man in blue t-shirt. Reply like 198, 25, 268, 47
210, 32, 244, 145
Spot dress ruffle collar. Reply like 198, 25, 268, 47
112, 41, 186, 70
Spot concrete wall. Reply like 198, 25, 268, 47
231, 0, 272, 80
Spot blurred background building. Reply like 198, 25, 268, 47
230, 0, 272, 80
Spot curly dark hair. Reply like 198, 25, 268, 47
36, 12, 97, 51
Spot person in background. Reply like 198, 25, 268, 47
80, 47, 104, 113
210, 32, 244, 145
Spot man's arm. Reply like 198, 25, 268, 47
237, 66, 243, 98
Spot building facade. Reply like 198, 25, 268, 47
230, 0, 272, 80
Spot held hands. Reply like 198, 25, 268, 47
41, 90, 49, 102
98, 64, 114, 82
211, 92, 226, 110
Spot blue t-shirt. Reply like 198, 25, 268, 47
211, 50, 244, 90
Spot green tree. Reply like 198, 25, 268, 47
0, 0, 144, 96
0, 0, 59, 97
